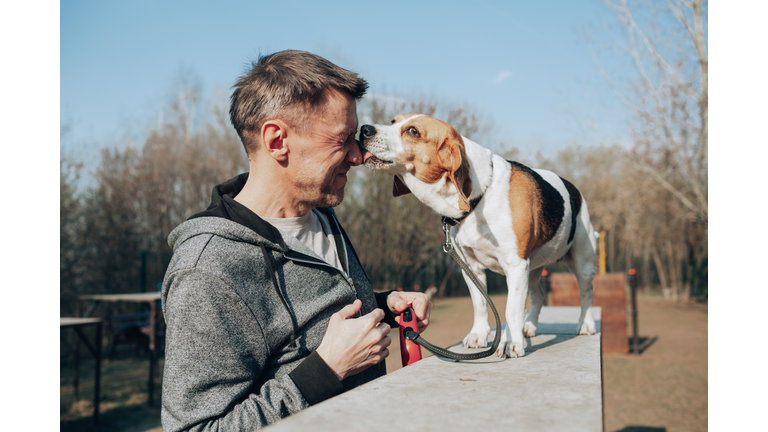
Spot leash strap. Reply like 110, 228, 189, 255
402, 218, 502, 361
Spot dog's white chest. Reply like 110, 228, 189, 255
453, 222, 508, 275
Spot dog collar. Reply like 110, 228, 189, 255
442, 195, 483, 226
442, 151, 493, 226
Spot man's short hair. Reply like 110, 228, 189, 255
230, 50, 369, 155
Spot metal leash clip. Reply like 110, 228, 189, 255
441, 217, 452, 253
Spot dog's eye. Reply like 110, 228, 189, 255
391, 119, 396, 124
407, 127, 420, 138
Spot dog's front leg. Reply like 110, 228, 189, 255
460, 259, 491, 350
500, 260, 529, 358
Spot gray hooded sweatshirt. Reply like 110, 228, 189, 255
161, 176, 393, 431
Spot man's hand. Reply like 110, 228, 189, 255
387, 291, 433, 332
316, 300, 391, 381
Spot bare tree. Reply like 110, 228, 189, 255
59, 80, 247, 322
60, 158, 85, 314
587, 0, 708, 300
601, 0, 707, 221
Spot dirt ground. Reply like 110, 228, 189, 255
601, 295, 708, 432
60, 292, 707, 432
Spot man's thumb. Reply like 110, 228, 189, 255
338, 299, 362, 319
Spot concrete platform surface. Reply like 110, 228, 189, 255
266, 306, 602, 432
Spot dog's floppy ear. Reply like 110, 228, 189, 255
439, 132, 472, 212
392, 174, 412, 197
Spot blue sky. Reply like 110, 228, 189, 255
61, 0, 631, 160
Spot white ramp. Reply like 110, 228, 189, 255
267, 306, 603, 431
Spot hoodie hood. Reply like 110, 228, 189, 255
188, 172, 285, 246
167, 216, 287, 254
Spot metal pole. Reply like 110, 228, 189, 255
606, 226, 613, 273
74, 299, 82, 402
94, 321, 102, 425
629, 269, 639, 354
541, 270, 549, 305
148, 299, 157, 407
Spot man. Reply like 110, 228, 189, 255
161, 50, 433, 431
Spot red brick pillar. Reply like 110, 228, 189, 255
550, 273, 580, 306
593, 273, 628, 354
549, 272, 628, 354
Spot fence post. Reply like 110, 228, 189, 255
598, 229, 607, 275
94, 321, 102, 425
74, 299, 81, 402
628, 269, 639, 354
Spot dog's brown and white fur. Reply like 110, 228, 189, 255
360, 114, 598, 358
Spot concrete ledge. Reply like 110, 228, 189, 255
267, 306, 602, 431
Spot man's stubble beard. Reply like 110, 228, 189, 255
294, 165, 348, 209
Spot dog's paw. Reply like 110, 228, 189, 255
577, 320, 596, 335
523, 321, 537, 338
462, 332, 488, 349
495, 340, 525, 358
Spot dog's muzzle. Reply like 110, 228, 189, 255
360, 124, 393, 168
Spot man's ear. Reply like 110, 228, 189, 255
261, 120, 290, 162
393, 175, 412, 197
439, 134, 472, 211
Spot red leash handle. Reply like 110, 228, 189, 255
399, 307, 422, 366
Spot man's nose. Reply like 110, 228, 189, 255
360, 125, 377, 139
347, 138, 363, 166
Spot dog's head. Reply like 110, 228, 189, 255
359, 114, 473, 212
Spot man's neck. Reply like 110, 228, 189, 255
234, 161, 312, 218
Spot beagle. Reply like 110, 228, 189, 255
359, 114, 598, 358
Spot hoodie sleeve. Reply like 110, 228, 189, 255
374, 291, 399, 328
161, 269, 311, 432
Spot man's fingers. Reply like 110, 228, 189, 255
371, 338, 391, 360
417, 320, 429, 332
375, 322, 391, 337
337, 299, 362, 320
411, 295, 429, 319
374, 335, 392, 352
361, 307, 385, 326
420, 300, 433, 323
368, 348, 390, 364
386, 291, 408, 314
411, 297, 432, 331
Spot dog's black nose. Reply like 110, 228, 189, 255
360, 124, 377, 139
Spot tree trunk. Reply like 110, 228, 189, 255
665, 238, 679, 301
650, 240, 669, 296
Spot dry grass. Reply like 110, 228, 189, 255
60, 293, 706, 432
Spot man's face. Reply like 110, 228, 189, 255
289, 88, 362, 209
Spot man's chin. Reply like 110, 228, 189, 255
330, 189, 346, 207
315, 188, 345, 208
